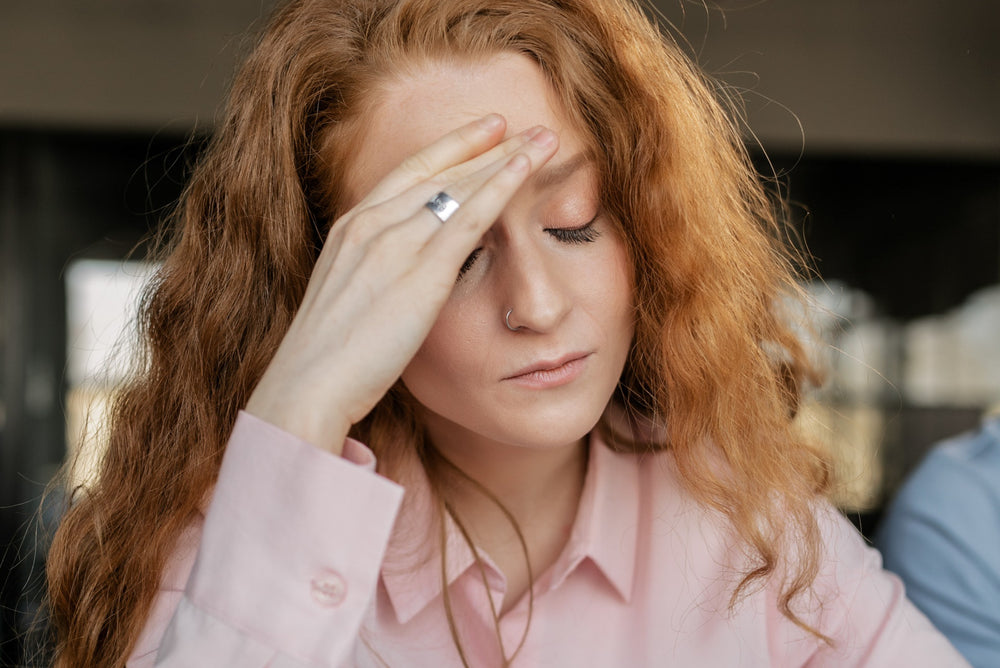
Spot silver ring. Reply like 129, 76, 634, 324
505, 308, 521, 331
424, 191, 460, 223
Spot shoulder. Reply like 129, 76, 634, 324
876, 417, 1000, 585
882, 419, 1000, 534
624, 448, 934, 663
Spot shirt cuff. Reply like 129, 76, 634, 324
185, 410, 404, 665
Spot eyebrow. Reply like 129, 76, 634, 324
528, 152, 591, 190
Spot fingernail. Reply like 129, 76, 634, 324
478, 114, 504, 130
530, 129, 556, 147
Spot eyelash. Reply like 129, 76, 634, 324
456, 217, 601, 281
547, 219, 601, 244
457, 250, 482, 280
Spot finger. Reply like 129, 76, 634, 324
320, 130, 557, 299
358, 113, 507, 208
360, 126, 549, 230
420, 132, 559, 269
315, 125, 555, 297
425, 127, 558, 223
326, 125, 550, 262
424, 126, 545, 196
358, 125, 545, 218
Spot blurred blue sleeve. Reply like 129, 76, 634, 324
876, 418, 1000, 668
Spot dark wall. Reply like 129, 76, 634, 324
0, 129, 198, 665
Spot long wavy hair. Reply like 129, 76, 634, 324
46, 0, 831, 665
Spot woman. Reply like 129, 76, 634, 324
47, 0, 966, 665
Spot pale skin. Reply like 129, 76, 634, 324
246, 55, 634, 614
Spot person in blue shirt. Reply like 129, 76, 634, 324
877, 414, 1000, 668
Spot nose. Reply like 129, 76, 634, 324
500, 240, 572, 334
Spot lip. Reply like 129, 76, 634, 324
503, 352, 592, 389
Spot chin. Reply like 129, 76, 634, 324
463, 400, 608, 450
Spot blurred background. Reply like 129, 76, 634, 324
1, 0, 998, 664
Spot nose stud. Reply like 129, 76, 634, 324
505, 308, 521, 331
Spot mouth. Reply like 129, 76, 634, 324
503, 352, 592, 388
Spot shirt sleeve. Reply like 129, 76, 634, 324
127, 410, 405, 667
876, 447, 1000, 668
796, 505, 971, 668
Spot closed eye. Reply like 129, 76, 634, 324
457, 215, 601, 282
456, 248, 482, 281
545, 216, 601, 244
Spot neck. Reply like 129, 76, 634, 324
423, 415, 587, 521
419, 410, 589, 596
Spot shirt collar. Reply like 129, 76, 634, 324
379, 460, 482, 625
558, 430, 640, 602
379, 430, 641, 625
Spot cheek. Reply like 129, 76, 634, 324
589, 240, 635, 327
400, 301, 492, 399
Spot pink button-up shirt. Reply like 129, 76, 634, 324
127, 412, 968, 666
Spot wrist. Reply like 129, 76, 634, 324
244, 394, 350, 457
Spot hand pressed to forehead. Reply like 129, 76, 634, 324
323, 119, 558, 273
352, 118, 554, 211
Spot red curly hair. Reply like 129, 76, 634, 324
47, 0, 830, 665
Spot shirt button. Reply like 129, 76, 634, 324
310, 570, 348, 607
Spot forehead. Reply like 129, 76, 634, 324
347, 53, 587, 197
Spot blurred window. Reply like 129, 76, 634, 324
65, 259, 155, 488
